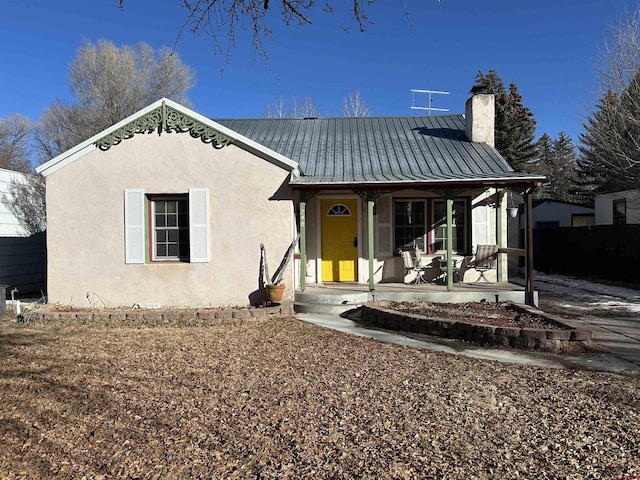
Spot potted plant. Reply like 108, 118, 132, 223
260, 234, 299, 303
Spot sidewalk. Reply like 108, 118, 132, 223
297, 273, 640, 376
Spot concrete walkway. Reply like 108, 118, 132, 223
297, 274, 640, 376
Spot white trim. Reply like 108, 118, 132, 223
36, 98, 299, 177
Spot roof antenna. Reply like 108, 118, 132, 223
410, 89, 449, 116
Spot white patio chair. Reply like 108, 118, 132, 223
401, 247, 428, 284
470, 244, 498, 283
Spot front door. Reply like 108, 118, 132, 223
321, 199, 358, 282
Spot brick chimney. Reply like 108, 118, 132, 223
465, 94, 495, 147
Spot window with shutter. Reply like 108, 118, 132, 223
123, 188, 210, 264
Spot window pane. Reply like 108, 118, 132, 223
394, 200, 426, 252
168, 230, 178, 242
167, 214, 177, 227
157, 230, 167, 242
156, 214, 166, 227
166, 201, 177, 214
156, 202, 165, 214
157, 244, 167, 257
168, 244, 178, 257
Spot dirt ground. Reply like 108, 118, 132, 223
1, 315, 638, 479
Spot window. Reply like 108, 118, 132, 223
124, 188, 209, 264
394, 200, 426, 252
613, 199, 626, 225
572, 214, 594, 227
150, 196, 189, 261
431, 200, 467, 253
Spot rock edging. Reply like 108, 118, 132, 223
359, 302, 592, 353
23, 304, 294, 326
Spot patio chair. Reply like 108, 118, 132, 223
470, 244, 498, 283
401, 247, 428, 284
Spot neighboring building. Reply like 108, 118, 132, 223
517, 198, 595, 230
36, 95, 544, 308
0, 167, 28, 237
595, 189, 640, 225
0, 168, 47, 295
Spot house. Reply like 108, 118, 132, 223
0, 168, 47, 295
595, 189, 640, 225
0, 167, 28, 237
36, 94, 544, 308
520, 199, 595, 229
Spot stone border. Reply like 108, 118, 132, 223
22, 304, 294, 326
359, 302, 592, 353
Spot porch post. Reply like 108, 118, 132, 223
524, 191, 536, 306
496, 189, 505, 282
299, 197, 307, 292
298, 191, 314, 292
446, 197, 454, 292
368, 198, 375, 292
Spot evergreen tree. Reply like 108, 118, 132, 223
472, 71, 537, 172
532, 132, 578, 202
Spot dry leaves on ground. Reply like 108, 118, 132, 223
0, 316, 638, 479
382, 301, 566, 329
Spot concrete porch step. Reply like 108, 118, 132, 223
293, 290, 370, 315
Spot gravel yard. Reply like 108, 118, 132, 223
1, 315, 638, 479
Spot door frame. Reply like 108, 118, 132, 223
316, 194, 362, 283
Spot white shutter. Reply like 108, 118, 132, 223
124, 189, 145, 264
376, 194, 393, 256
189, 188, 210, 263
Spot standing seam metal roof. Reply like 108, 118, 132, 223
215, 114, 542, 186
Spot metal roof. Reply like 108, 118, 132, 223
216, 114, 544, 188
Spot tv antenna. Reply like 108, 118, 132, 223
410, 89, 449, 115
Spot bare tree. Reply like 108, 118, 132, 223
117, 1, 421, 69
266, 96, 319, 118
0, 114, 32, 173
577, 6, 640, 192
1, 174, 46, 235
35, 40, 196, 157
342, 90, 372, 117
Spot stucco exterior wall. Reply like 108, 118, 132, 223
45, 132, 294, 308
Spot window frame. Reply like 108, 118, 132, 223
613, 198, 626, 225
148, 194, 190, 262
393, 199, 427, 253
429, 198, 469, 254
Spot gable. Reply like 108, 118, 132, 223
36, 98, 298, 178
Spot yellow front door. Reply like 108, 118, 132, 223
321, 199, 358, 282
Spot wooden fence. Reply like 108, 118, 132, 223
0, 232, 46, 297
534, 225, 640, 284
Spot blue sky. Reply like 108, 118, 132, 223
0, 0, 636, 148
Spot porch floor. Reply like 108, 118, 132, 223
295, 280, 536, 310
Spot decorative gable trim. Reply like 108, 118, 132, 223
36, 98, 298, 178
96, 101, 233, 151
